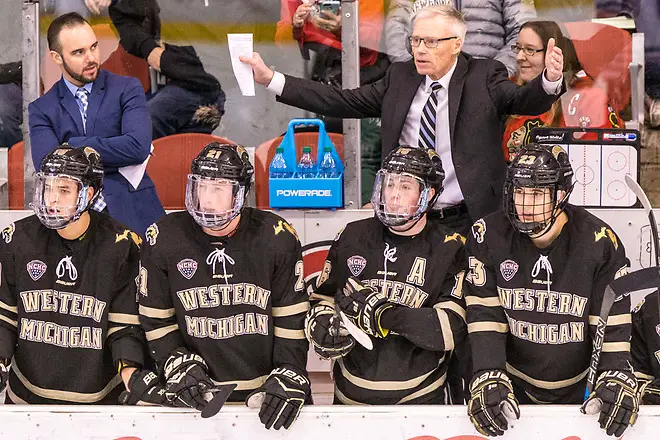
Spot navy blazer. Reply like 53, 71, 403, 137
28, 69, 164, 234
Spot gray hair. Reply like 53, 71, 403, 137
411, 5, 467, 41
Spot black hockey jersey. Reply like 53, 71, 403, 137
138, 208, 309, 402
0, 212, 146, 404
315, 217, 468, 405
631, 290, 660, 402
465, 205, 631, 404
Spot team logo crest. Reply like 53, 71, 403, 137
146, 224, 159, 246
1, 223, 15, 244
471, 219, 486, 244
594, 226, 618, 250
177, 259, 198, 280
347, 255, 367, 277
656, 324, 660, 337
27, 260, 47, 281
500, 259, 519, 281
633, 298, 645, 314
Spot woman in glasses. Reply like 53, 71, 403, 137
503, 20, 622, 162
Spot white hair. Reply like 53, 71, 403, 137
411, 5, 467, 41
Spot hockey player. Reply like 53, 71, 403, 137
0, 145, 166, 405
138, 143, 310, 429
465, 143, 637, 437
631, 290, 660, 404
304, 145, 468, 405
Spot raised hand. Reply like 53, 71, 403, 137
544, 37, 564, 82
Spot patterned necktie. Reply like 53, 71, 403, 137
75, 87, 89, 133
418, 82, 442, 151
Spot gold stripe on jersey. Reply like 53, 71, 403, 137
434, 300, 466, 321
524, 390, 552, 404
506, 362, 588, 390
107, 325, 126, 337
13, 363, 122, 403
0, 300, 17, 314
634, 371, 654, 381
273, 327, 305, 339
466, 296, 502, 307
435, 309, 455, 351
6, 385, 28, 404
337, 357, 444, 391
108, 313, 140, 325
335, 385, 366, 405
468, 322, 508, 333
603, 342, 630, 352
145, 324, 179, 341
588, 314, 631, 326
397, 371, 447, 404
272, 302, 310, 317
0, 314, 17, 328
139, 305, 176, 319
213, 374, 268, 391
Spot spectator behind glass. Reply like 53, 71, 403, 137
109, 0, 226, 140
383, 0, 537, 75
275, 0, 388, 204
503, 20, 621, 162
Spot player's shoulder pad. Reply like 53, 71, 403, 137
592, 224, 621, 252
97, 215, 143, 249
2, 216, 44, 246
257, 210, 300, 244
144, 212, 188, 248
334, 217, 380, 244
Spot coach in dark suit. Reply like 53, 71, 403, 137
243, 5, 565, 234
29, 12, 164, 234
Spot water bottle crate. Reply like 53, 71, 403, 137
268, 119, 344, 209
269, 173, 344, 209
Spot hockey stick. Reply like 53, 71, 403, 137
333, 302, 374, 350
582, 266, 660, 403
625, 174, 660, 267
200, 383, 237, 418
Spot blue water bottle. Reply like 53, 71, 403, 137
269, 147, 291, 178
297, 146, 316, 178
318, 146, 339, 178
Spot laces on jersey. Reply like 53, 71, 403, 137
206, 248, 235, 285
382, 243, 398, 295
531, 254, 553, 294
56, 256, 78, 281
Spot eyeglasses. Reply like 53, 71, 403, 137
511, 44, 544, 56
409, 36, 458, 48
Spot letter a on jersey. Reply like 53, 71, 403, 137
406, 257, 427, 286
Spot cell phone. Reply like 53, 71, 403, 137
318, 0, 340, 16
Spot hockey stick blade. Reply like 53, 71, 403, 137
200, 383, 237, 419
338, 310, 374, 350
584, 266, 660, 401
625, 174, 660, 266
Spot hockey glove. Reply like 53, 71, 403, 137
582, 370, 639, 437
467, 370, 520, 437
163, 348, 214, 411
639, 377, 660, 405
336, 277, 393, 338
119, 370, 170, 406
304, 302, 355, 359
246, 366, 310, 430
0, 358, 9, 393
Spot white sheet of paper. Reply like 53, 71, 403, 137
119, 144, 154, 190
227, 33, 255, 96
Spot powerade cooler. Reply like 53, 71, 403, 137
268, 119, 344, 209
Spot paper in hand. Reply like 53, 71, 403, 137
227, 33, 255, 96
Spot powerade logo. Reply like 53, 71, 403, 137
276, 189, 332, 197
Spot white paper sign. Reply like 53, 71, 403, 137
227, 33, 255, 96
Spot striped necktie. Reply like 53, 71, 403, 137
418, 82, 442, 151
75, 87, 89, 133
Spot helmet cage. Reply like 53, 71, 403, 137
32, 173, 91, 229
185, 174, 245, 229
371, 170, 431, 227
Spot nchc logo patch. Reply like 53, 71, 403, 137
177, 259, 198, 280
347, 255, 367, 277
27, 260, 47, 281
500, 259, 519, 281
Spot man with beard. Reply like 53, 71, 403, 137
28, 12, 164, 235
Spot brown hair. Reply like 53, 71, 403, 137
47, 12, 90, 53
